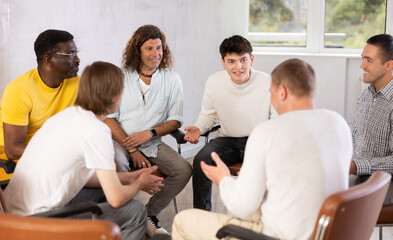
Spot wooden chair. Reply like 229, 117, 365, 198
0, 187, 122, 240
216, 171, 391, 240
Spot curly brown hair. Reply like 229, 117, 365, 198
122, 25, 173, 71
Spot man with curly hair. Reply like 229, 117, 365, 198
104, 24, 192, 238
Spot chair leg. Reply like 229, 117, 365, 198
173, 197, 179, 213
177, 144, 181, 155
379, 226, 383, 240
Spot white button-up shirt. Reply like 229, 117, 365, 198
108, 68, 183, 157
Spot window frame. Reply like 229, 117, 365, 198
248, 0, 393, 54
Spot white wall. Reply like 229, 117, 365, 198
252, 54, 363, 121
0, 0, 365, 157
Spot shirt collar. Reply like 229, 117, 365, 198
132, 69, 160, 82
369, 79, 393, 100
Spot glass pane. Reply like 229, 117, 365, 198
249, 0, 308, 47
325, 0, 387, 49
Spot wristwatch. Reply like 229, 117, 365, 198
149, 128, 157, 139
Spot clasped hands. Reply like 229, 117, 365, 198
123, 130, 154, 169
133, 166, 165, 195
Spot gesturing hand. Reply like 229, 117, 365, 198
201, 152, 230, 185
184, 126, 201, 144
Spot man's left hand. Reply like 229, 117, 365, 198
201, 152, 230, 185
123, 130, 152, 148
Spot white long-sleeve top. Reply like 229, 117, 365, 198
194, 68, 274, 137
219, 109, 352, 240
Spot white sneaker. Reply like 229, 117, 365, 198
146, 216, 169, 238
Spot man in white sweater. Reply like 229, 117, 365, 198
172, 59, 352, 240
184, 35, 275, 211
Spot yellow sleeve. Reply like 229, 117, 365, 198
1, 81, 32, 126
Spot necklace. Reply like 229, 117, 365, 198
138, 70, 156, 78
138, 80, 150, 103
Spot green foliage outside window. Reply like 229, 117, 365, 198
249, 0, 387, 49
325, 0, 386, 48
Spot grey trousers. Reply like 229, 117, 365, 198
113, 142, 193, 216
67, 188, 147, 240
70, 200, 147, 240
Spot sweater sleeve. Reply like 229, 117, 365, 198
193, 76, 219, 134
219, 125, 267, 218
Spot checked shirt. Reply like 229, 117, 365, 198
350, 80, 393, 175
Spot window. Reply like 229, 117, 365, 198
249, 0, 308, 47
249, 0, 392, 52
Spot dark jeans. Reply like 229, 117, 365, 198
193, 136, 248, 210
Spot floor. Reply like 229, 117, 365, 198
371, 227, 393, 240
134, 157, 393, 239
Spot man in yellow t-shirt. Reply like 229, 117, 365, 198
0, 29, 80, 183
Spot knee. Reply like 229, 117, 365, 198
173, 210, 183, 225
124, 199, 147, 221
172, 159, 192, 182
173, 209, 191, 228
173, 209, 202, 232
194, 147, 214, 164
193, 151, 212, 171
181, 160, 193, 179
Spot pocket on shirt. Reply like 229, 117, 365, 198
153, 95, 169, 114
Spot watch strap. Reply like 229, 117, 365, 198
149, 128, 157, 139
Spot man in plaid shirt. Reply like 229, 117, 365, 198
350, 34, 393, 204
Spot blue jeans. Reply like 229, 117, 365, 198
193, 136, 248, 210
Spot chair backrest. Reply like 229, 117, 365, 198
0, 188, 122, 239
312, 171, 391, 240
0, 212, 122, 240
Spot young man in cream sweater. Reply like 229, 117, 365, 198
183, 35, 275, 211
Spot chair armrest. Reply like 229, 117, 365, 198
228, 163, 242, 176
170, 123, 221, 145
216, 224, 277, 240
170, 129, 187, 144
0, 159, 16, 174
201, 123, 221, 138
31, 201, 103, 218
